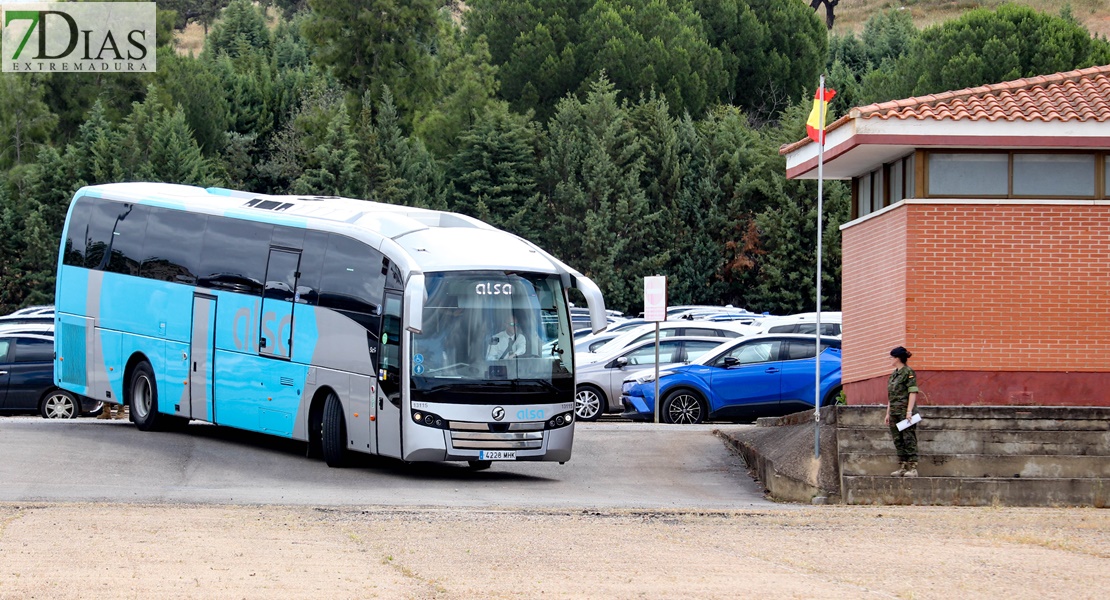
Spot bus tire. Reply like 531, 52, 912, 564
321, 392, 348, 468
130, 361, 160, 431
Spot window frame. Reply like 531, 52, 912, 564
923, 150, 1105, 200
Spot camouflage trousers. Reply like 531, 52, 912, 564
888, 402, 918, 462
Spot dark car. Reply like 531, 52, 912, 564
0, 332, 100, 418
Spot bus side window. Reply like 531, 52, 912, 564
198, 216, 272, 295
139, 207, 206, 284
318, 234, 386, 331
62, 197, 93, 267
292, 230, 327, 305
102, 204, 149, 277
83, 201, 124, 270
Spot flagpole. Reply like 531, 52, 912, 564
814, 74, 826, 460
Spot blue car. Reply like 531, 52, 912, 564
620, 334, 842, 424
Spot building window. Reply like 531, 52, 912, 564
857, 167, 885, 215
890, 160, 904, 204
1013, 154, 1095, 197
928, 153, 1008, 196
1105, 155, 1109, 196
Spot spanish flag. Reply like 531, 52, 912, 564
806, 87, 837, 145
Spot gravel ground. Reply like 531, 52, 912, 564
1, 503, 1105, 599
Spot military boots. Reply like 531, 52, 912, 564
890, 462, 908, 477
903, 462, 919, 477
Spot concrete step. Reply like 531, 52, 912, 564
840, 453, 1110, 478
836, 406, 1110, 431
842, 476, 1110, 507
837, 428, 1110, 455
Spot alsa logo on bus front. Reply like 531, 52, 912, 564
475, 282, 513, 295
517, 409, 544, 420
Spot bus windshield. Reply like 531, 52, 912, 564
411, 272, 574, 405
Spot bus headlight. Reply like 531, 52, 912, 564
412, 410, 447, 429
545, 412, 574, 430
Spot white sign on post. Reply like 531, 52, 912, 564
644, 276, 667, 322
644, 276, 667, 423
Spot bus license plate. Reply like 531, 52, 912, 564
479, 451, 516, 461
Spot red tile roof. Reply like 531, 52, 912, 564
781, 64, 1110, 155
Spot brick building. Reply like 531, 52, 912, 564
781, 65, 1110, 407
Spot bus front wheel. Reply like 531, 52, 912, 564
321, 392, 348, 468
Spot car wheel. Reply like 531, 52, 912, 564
321, 392, 348, 468
574, 385, 605, 421
40, 389, 80, 419
822, 386, 843, 407
662, 389, 706, 425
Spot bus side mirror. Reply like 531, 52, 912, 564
404, 272, 425, 333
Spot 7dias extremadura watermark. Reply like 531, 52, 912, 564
2, 2, 156, 73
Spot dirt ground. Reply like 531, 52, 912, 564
0, 503, 1105, 599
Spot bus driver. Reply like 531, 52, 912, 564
486, 317, 526, 360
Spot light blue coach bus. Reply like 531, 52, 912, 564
54, 183, 605, 468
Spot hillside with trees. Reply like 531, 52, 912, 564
0, 0, 1107, 315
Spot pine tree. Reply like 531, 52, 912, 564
293, 103, 366, 197
366, 88, 446, 209
148, 106, 211, 185
539, 77, 652, 314
157, 51, 231, 156
67, 100, 123, 185
412, 23, 503, 159
0, 75, 58, 170
207, 0, 272, 59
302, 0, 439, 119
449, 104, 539, 233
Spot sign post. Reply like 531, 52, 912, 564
644, 276, 667, 424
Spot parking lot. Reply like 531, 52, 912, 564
2, 417, 1106, 598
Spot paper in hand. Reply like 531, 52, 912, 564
896, 413, 922, 431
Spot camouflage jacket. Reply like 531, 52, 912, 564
887, 366, 919, 405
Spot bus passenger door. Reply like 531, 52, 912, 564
376, 292, 403, 458
189, 294, 217, 422
260, 248, 300, 359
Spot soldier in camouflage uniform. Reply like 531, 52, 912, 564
885, 346, 919, 477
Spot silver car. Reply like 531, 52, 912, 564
574, 336, 730, 421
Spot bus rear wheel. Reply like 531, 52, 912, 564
130, 362, 159, 431
129, 361, 187, 431
321, 392, 348, 468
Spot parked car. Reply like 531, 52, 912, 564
5, 305, 54, 317
580, 320, 757, 364
753, 312, 842, 336
620, 334, 842, 424
574, 336, 730, 421
0, 305, 55, 327
0, 322, 56, 336
670, 307, 765, 324
574, 332, 621, 354
0, 331, 100, 418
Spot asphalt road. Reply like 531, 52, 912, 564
0, 417, 775, 509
